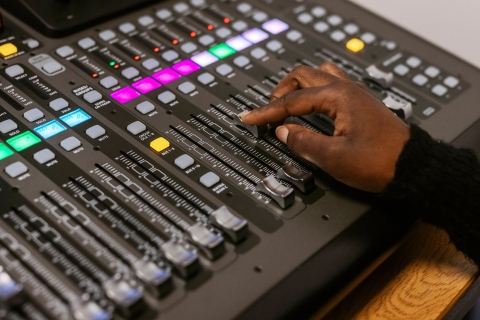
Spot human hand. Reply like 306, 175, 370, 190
240, 63, 410, 193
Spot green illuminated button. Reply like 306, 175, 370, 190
6, 131, 41, 152
208, 43, 236, 59
0, 143, 14, 160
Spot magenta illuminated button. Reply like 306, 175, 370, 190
262, 19, 289, 34
225, 36, 252, 51
172, 60, 200, 75
190, 51, 219, 67
152, 68, 182, 84
132, 77, 161, 94
110, 87, 141, 104
242, 28, 269, 44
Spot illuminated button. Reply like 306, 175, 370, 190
127, 121, 147, 135
425, 66, 440, 78
198, 35, 215, 47
344, 23, 359, 35
431, 84, 448, 97
250, 47, 267, 60
233, 55, 250, 68
5, 161, 28, 178
242, 28, 268, 44
180, 42, 198, 54
297, 12, 313, 25
136, 101, 155, 114
98, 30, 116, 41
330, 30, 346, 42
119, 22, 136, 34
142, 58, 160, 70
33, 148, 55, 164
191, 51, 218, 67
34, 120, 67, 139
286, 30, 302, 42
197, 72, 215, 85
262, 19, 289, 34
232, 20, 248, 32
5, 65, 24, 77
156, 9, 172, 20
162, 50, 179, 62
236, 3, 252, 14
173, 2, 189, 13
406, 56, 422, 68
150, 137, 170, 152
412, 74, 428, 86
311, 6, 327, 18
0, 144, 14, 161
327, 14, 343, 26
60, 109, 91, 127
252, 11, 268, 23
42, 61, 63, 74
110, 87, 141, 103
209, 43, 236, 59
173, 60, 200, 75
178, 81, 196, 94
85, 125, 106, 139
0, 43, 18, 57
225, 36, 252, 51
78, 37, 96, 49
157, 91, 176, 104
138, 15, 154, 27
360, 32, 376, 44
174, 154, 194, 169
444, 76, 460, 88
216, 64, 233, 76
56, 45, 75, 58
346, 38, 364, 53
199, 172, 220, 188
152, 68, 181, 84
132, 77, 161, 94
23, 108, 44, 122
313, 21, 329, 34
0, 120, 18, 134
60, 136, 82, 151
216, 27, 232, 39
83, 90, 102, 103
121, 67, 140, 79
393, 64, 410, 76
266, 40, 282, 52
6, 131, 41, 151
100, 76, 119, 89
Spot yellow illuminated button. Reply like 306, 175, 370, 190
0, 43, 18, 58
346, 38, 364, 53
150, 137, 170, 152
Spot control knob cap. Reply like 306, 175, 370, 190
256, 175, 295, 209
277, 163, 315, 193
209, 206, 249, 243
364, 64, 394, 88
233, 110, 268, 138
382, 96, 412, 120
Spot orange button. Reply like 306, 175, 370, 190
346, 38, 364, 53
0, 43, 18, 58
150, 137, 170, 152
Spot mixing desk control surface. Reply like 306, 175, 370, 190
0, 0, 479, 319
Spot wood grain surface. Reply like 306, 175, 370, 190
319, 221, 479, 320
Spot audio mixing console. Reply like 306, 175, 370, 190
0, 0, 479, 319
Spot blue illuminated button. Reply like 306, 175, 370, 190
242, 28, 269, 44
60, 109, 91, 127
34, 120, 67, 139
262, 19, 289, 34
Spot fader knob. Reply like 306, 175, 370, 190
160, 240, 200, 278
233, 110, 268, 138
382, 96, 412, 120
102, 275, 145, 317
132, 259, 172, 297
187, 222, 225, 260
364, 65, 394, 88
256, 175, 295, 209
209, 206, 249, 243
277, 163, 315, 193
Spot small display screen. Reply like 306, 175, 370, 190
34, 120, 67, 139
60, 109, 91, 127
6, 131, 41, 151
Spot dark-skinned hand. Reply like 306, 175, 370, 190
240, 62, 411, 193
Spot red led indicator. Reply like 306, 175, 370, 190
92, 73, 99, 78
114, 64, 120, 69
190, 31, 197, 37
207, 24, 214, 30
172, 39, 179, 45
154, 47, 160, 52
134, 55, 141, 60
223, 17, 231, 24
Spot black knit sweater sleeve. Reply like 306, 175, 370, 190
382, 124, 480, 265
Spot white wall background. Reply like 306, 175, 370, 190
349, 0, 480, 69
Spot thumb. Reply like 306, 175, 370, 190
276, 124, 334, 167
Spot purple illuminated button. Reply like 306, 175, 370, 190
242, 28, 269, 44
172, 60, 201, 75
225, 36, 252, 51
110, 87, 141, 104
132, 77, 161, 94
262, 19, 289, 34
152, 68, 182, 84
190, 51, 219, 67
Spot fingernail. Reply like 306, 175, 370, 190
276, 126, 289, 144
238, 110, 250, 121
